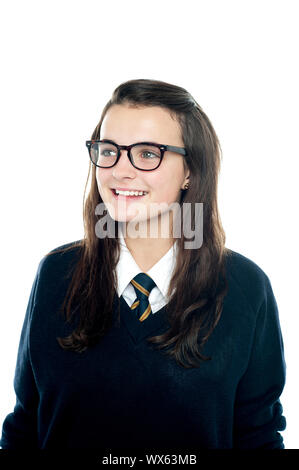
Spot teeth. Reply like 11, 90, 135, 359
115, 189, 147, 196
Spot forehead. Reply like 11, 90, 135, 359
100, 104, 183, 145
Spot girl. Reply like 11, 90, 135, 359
1, 79, 286, 449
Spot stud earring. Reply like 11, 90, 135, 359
183, 182, 190, 190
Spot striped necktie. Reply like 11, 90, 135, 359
130, 273, 157, 322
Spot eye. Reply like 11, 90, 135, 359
99, 145, 117, 157
131, 144, 162, 165
141, 150, 159, 159
101, 149, 117, 156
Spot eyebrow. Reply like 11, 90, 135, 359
101, 138, 159, 144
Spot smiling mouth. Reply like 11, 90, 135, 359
111, 189, 148, 198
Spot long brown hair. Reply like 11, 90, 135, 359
52, 79, 230, 368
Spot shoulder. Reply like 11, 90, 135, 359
35, 239, 84, 287
224, 248, 270, 286
223, 248, 272, 317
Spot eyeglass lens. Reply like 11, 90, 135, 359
90, 142, 162, 170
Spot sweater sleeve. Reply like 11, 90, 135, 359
233, 275, 286, 449
0, 269, 40, 449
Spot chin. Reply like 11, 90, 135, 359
105, 208, 145, 224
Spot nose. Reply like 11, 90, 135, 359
112, 149, 136, 179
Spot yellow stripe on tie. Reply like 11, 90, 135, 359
131, 300, 140, 310
130, 279, 150, 297
139, 304, 152, 322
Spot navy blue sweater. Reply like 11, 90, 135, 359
1, 243, 286, 449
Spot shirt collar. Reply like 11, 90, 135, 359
116, 224, 177, 301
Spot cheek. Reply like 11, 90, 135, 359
96, 169, 110, 192
151, 170, 183, 201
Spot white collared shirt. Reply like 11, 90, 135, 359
116, 227, 177, 313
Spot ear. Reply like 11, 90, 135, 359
181, 173, 190, 191
182, 162, 190, 188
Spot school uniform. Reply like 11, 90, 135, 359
0, 233, 286, 449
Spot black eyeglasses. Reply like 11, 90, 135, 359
86, 139, 187, 171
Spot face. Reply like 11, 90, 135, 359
96, 104, 190, 228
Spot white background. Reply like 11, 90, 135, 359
0, 0, 298, 449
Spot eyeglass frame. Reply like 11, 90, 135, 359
85, 139, 188, 171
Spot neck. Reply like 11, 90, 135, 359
124, 235, 175, 272
120, 211, 176, 272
